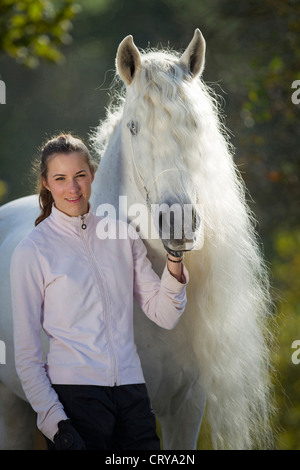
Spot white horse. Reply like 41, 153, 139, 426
0, 29, 274, 450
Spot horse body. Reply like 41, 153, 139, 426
0, 29, 274, 450
0, 196, 41, 449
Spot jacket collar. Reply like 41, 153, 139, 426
50, 202, 93, 231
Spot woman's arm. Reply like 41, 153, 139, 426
132, 234, 189, 330
10, 238, 68, 441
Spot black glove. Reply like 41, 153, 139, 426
54, 419, 86, 450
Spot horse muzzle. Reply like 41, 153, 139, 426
155, 203, 202, 252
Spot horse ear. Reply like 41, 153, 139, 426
179, 29, 206, 78
116, 35, 142, 85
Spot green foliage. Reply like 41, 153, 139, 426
217, 0, 300, 242
271, 229, 300, 449
0, 179, 8, 202
0, 0, 80, 67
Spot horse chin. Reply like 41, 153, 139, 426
162, 238, 196, 253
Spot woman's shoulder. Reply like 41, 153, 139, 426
12, 218, 50, 257
12, 232, 38, 260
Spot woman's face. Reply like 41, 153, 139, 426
42, 152, 94, 217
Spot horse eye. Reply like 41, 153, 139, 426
127, 120, 139, 136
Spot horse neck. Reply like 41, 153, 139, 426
90, 120, 145, 215
90, 118, 167, 271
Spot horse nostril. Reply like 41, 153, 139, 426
158, 212, 163, 233
192, 207, 199, 233
158, 207, 183, 242
158, 211, 173, 240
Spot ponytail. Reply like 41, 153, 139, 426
35, 182, 54, 227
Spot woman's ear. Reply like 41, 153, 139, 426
42, 177, 50, 192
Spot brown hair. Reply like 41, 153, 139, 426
34, 134, 97, 226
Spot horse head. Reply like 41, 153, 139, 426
115, 29, 206, 253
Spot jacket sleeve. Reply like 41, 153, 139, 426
10, 238, 68, 441
132, 234, 189, 330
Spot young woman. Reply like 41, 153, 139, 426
10, 134, 189, 450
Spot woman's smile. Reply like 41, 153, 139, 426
65, 194, 83, 203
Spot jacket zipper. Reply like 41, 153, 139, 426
80, 215, 87, 230
79, 214, 118, 386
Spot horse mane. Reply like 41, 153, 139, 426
91, 46, 276, 449
90, 90, 124, 162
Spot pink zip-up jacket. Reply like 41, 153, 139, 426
10, 204, 189, 441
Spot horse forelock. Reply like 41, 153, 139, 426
134, 50, 201, 135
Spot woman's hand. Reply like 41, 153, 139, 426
166, 253, 184, 283
54, 419, 86, 450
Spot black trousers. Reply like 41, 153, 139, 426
45, 383, 161, 450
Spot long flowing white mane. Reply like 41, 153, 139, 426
91, 44, 276, 449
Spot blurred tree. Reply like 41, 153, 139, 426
0, 0, 83, 204
0, 0, 80, 68
213, 0, 300, 450
271, 228, 300, 449
217, 0, 300, 247
0, 179, 8, 203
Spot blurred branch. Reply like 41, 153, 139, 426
0, 0, 81, 68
